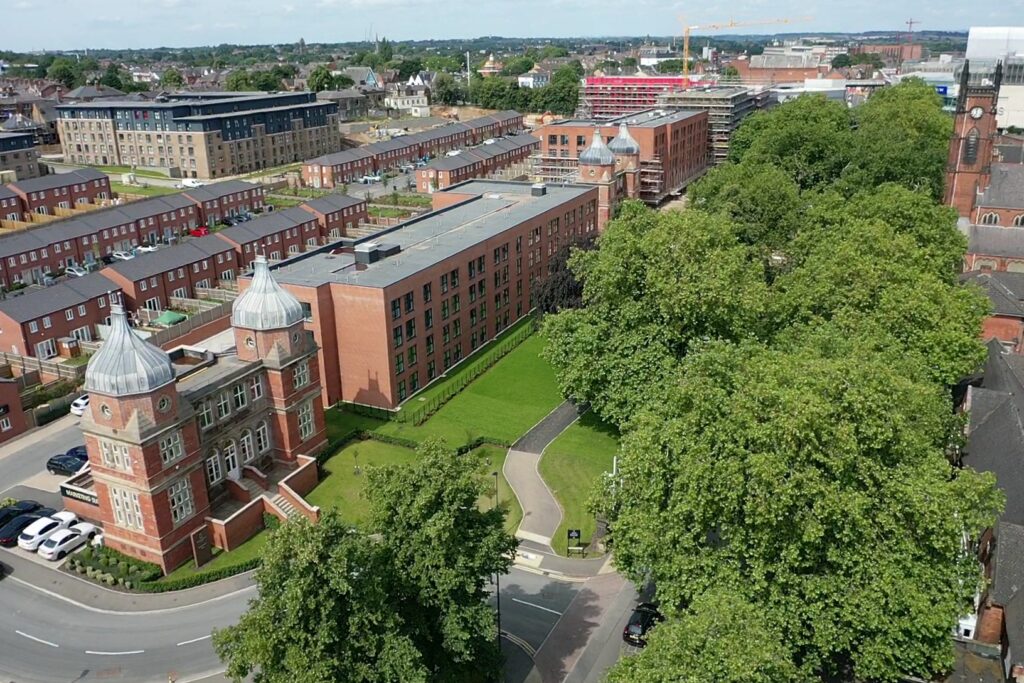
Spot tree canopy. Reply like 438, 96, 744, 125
214, 440, 515, 682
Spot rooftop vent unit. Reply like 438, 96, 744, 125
354, 242, 381, 264
484, 192, 504, 200
531, 183, 547, 197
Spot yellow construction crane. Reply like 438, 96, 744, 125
679, 16, 814, 76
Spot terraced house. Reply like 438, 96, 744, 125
56, 92, 341, 179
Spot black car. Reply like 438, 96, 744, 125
0, 500, 41, 527
47, 453, 87, 476
65, 445, 88, 460
622, 602, 664, 647
0, 509, 56, 547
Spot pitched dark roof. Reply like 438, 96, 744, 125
979, 164, 1024, 211
968, 224, 1024, 258
103, 236, 232, 281
182, 180, 261, 203
997, 143, 1024, 164
306, 147, 373, 167
961, 271, 1024, 317
9, 168, 107, 194
993, 522, 1024, 606
0, 272, 118, 323
216, 207, 312, 243
0, 185, 18, 203
300, 194, 363, 215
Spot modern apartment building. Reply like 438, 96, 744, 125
655, 86, 771, 165
532, 109, 709, 204
56, 92, 341, 179
0, 132, 41, 180
580, 76, 692, 118
255, 180, 600, 409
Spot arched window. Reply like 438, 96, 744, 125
981, 212, 1000, 225
205, 449, 222, 485
963, 128, 980, 164
256, 420, 270, 454
240, 429, 254, 463
1014, 215, 1024, 227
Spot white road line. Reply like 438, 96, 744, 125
511, 597, 563, 616
176, 634, 212, 646
84, 649, 145, 655
15, 630, 58, 648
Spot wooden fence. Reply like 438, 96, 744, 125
0, 350, 87, 382
144, 300, 234, 347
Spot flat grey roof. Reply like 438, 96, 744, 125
548, 108, 703, 128
270, 181, 593, 289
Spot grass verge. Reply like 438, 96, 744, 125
160, 529, 269, 582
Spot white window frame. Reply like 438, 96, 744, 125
232, 383, 247, 410
167, 478, 195, 524
205, 452, 223, 485
159, 430, 184, 465
100, 439, 132, 472
255, 420, 270, 453
249, 376, 264, 401
216, 391, 231, 419
240, 430, 254, 463
293, 360, 309, 389
110, 486, 143, 530
298, 401, 314, 441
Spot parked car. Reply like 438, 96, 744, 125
190, 226, 210, 237
37, 523, 97, 561
181, 178, 205, 189
220, 217, 236, 227
65, 445, 88, 460
111, 250, 135, 261
360, 174, 382, 183
0, 509, 56, 547
99, 254, 116, 265
17, 511, 78, 551
0, 500, 42, 528
135, 244, 159, 254
46, 453, 88, 476
622, 603, 664, 647
69, 394, 89, 416
64, 265, 89, 278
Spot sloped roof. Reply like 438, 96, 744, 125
961, 270, 1024, 317
979, 164, 1024, 211
0, 272, 118, 323
181, 180, 260, 203
968, 224, 1024, 258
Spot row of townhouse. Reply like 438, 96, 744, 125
303, 110, 523, 189
0, 191, 367, 358
415, 134, 539, 192
0, 168, 111, 221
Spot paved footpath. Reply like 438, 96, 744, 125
504, 401, 581, 548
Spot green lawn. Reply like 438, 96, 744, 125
370, 194, 433, 208
93, 165, 168, 179
539, 412, 620, 555
308, 440, 522, 533
266, 196, 304, 208
369, 206, 413, 219
161, 529, 270, 582
375, 334, 563, 447
111, 182, 177, 197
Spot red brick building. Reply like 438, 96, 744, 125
256, 180, 599, 409
0, 272, 119, 356
299, 194, 368, 240
946, 61, 1002, 219
302, 148, 375, 189
101, 236, 238, 312
62, 260, 326, 573
962, 270, 1024, 353
215, 207, 320, 269
416, 135, 539, 192
533, 109, 709, 207
183, 180, 266, 227
0, 380, 30, 445
7, 168, 111, 216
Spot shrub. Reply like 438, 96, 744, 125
0, 497, 17, 509
85, 567, 95, 578
262, 512, 281, 531
117, 561, 129, 577
98, 556, 109, 567
79, 547, 93, 561
137, 557, 262, 593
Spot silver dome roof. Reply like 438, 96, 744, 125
231, 255, 304, 331
85, 303, 175, 397
608, 123, 640, 155
578, 127, 616, 166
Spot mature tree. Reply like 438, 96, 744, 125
423, 54, 463, 73
543, 203, 767, 426
842, 78, 953, 199
728, 95, 853, 191
160, 67, 184, 89
851, 51, 885, 69
721, 64, 740, 78
687, 161, 803, 250
377, 38, 394, 63
471, 76, 512, 109
215, 440, 515, 682
501, 56, 535, 77
308, 65, 334, 92
538, 45, 569, 60
831, 53, 853, 68
607, 589, 799, 683
534, 233, 597, 314
621, 56, 638, 69
225, 69, 254, 91
396, 57, 424, 81
365, 439, 516, 680
252, 70, 283, 91
431, 72, 464, 106
47, 58, 80, 89
655, 59, 686, 74
99, 63, 124, 90
605, 340, 1002, 682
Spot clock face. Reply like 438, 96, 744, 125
970, 106, 985, 119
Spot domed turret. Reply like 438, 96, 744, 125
85, 302, 175, 397
231, 255, 304, 331
578, 127, 615, 167
608, 123, 640, 155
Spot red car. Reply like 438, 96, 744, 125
190, 226, 210, 237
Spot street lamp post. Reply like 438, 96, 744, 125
492, 470, 501, 648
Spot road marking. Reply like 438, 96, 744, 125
500, 630, 536, 657
15, 630, 58, 648
511, 564, 589, 583
176, 634, 212, 646
85, 649, 145, 655
511, 597, 563, 616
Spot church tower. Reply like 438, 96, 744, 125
231, 255, 327, 466
945, 60, 1002, 218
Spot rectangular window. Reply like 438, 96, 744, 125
405, 319, 416, 341
440, 273, 448, 294
404, 291, 414, 313
168, 478, 195, 524
453, 294, 461, 313
411, 372, 420, 392
217, 391, 231, 419
256, 421, 270, 453
396, 353, 405, 374
197, 400, 213, 429
443, 324, 450, 344
453, 319, 462, 337
43, 316, 51, 329
293, 360, 310, 388
298, 401, 314, 441
249, 375, 264, 400
422, 283, 432, 303
391, 297, 401, 320
450, 268, 459, 288
110, 487, 143, 530
28, 321, 38, 333
100, 439, 132, 472
427, 360, 436, 380
398, 380, 407, 401
233, 383, 248, 409
443, 349, 452, 370
159, 430, 185, 465
206, 455, 223, 485
426, 334, 434, 355
408, 345, 417, 366
470, 284, 477, 303
393, 325, 403, 348
0, 417, 9, 432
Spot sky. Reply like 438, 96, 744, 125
4, 0, 1023, 52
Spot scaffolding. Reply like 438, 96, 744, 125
529, 152, 580, 185
639, 157, 665, 201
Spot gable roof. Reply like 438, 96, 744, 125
0, 272, 118, 323
182, 180, 261, 203
961, 270, 1024, 317
216, 207, 313, 244
9, 168, 107, 195
968, 224, 1024, 258
300, 194, 363, 215
979, 164, 1024, 211
102, 236, 233, 281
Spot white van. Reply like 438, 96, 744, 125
181, 178, 205, 188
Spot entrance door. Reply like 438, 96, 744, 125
223, 441, 240, 480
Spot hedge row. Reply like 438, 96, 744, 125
136, 558, 262, 593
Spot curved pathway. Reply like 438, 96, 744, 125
503, 401, 580, 549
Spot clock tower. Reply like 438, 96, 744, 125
945, 60, 1002, 218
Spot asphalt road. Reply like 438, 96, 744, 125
0, 415, 84, 499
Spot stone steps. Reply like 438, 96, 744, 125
270, 493, 300, 519
240, 477, 263, 498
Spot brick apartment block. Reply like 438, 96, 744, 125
298, 194, 368, 240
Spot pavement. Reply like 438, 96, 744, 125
504, 401, 581, 547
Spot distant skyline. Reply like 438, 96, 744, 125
4, 0, 1021, 52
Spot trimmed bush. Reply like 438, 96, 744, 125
137, 557, 262, 593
